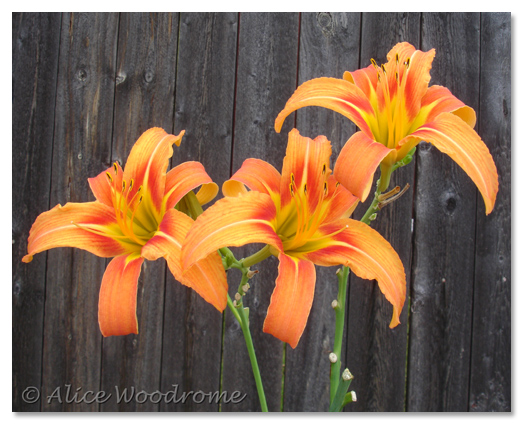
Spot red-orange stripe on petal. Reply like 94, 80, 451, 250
304, 218, 406, 328
141, 209, 228, 311
407, 112, 498, 214
400, 47, 436, 123
98, 254, 144, 337
182, 191, 283, 270
262, 253, 316, 349
280, 129, 333, 212
334, 131, 393, 202
274, 77, 375, 139
344, 65, 379, 105
22, 202, 131, 263
163, 161, 218, 210
123, 128, 184, 214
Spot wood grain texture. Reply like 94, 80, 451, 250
12, 12, 510, 412
407, 13, 481, 412
99, 12, 178, 412
221, 12, 300, 412
160, 12, 237, 412
344, 12, 420, 412
12, 12, 62, 412
469, 12, 511, 412
40, 12, 119, 412
283, 12, 361, 412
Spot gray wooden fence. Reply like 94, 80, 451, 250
13, 12, 510, 412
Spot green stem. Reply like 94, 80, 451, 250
329, 166, 392, 407
330, 266, 350, 404
242, 245, 272, 268
182, 190, 268, 411
227, 291, 268, 412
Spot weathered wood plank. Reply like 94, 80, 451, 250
344, 12, 420, 412
40, 12, 119, 412
12, 12, 62, 412
469, 12, 511, 412
282, 12, 361, 412
160, 12, 238, 412
99, 12, 179, 412
407, 12, 481, 411
221, 12, 300, 412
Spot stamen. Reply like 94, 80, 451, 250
405, 58, 410, 69
106, 172, 113, 182
70, 221, 130, 240
122, 180, 126, 192
306, 224, 349, 243
113, 162, 118, 174
370, 58, 378, 69
396, 53, 399, 64
303, 184, 307, 194
322, 164, 327, 175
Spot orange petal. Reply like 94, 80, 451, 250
141, 209, 228, 311
274, 77, 376, 139
334, 131, 393, 201
320, 175, 360, 222
262, 253, 316, 349
98, 254, 144, 337
22, 202, 132, 263
122, 128, 184, 215
182, 191, 283, 270
405, 112, 499, 214
344, 65, 379, 106
303, 218, 406, 328
222, 158, 282, 205
280, 129, 333, 213
88, 162, 124, 207
163, 161, 218, 210
411, 85, 476, 131
398, 46, 436, 123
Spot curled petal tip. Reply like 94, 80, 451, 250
22, 254, 33, 263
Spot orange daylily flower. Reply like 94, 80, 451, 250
275, 42, 498, 214
181, 129, 406, 349
23, 128, 227, 337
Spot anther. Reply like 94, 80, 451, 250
289, 183, 294, 196
396, 53, 399, 64
381, 64, 387, 74
323, 182, 328, 195
405, 57, 410, 68
106, 172, 113, 182
122, 180, 126, 192
322, 164, 327, 174
303, 184, 307, 194
113, 162, 118, 174
370, 58, 378, 68
128, 179, 134, 191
